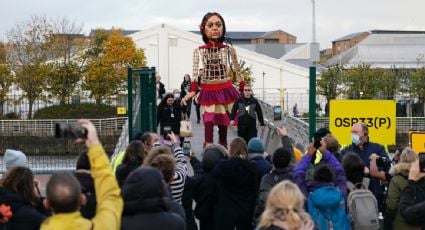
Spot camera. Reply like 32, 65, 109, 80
55, 122, 87, 139
376, 156, 392, 171
183, 140, 191, 156
419, 152, 425, 172
313, 133, 322, 149
162, 126, 172, 140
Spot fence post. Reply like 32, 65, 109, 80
309, 65, 317, 141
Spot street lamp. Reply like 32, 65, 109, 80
262, 71, 266, 101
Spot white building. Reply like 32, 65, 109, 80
128, 24, 314, 113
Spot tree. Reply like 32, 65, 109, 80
83, 28, 146, 104
228, 59, 254, 84
46, 17, 87, 104
375, 67, 400, 99
317, 65, 345, 114
0, 64, 13, 115
0, 41, 6, 64
345, 64, 379, 99
410, 55, 425, 116
6, 15, 52, 119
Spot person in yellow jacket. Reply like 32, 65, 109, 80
41, 119, 123, 230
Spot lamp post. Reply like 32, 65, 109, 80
262, 71, 266, 101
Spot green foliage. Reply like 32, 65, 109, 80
46, 61, 81, 104
33, 103, 120, 119
0, 64, 13, 111
0, 112, 19, 119
317, 65, 345, 104
83, 28, 146, 104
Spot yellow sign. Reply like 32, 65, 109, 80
117, 107, 127, 115
410, 131, 425, 153
329, 100, 396, 146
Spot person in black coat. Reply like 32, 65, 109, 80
115, 140, 146, 187
182, 151, 204, 230
212, 137, 257, 230
193, 144, 228, 230
156, 74, 166, 99
0, 167, 48, 230
74, 152, 96, 219
121, 167, 185, 230
229, 84, 264, 144
399, 159, 425, 228
157, 93, 182, 144
180, 74, 192, 118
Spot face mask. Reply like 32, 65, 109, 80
174, 93, 180, 99
351, 134, 361, 145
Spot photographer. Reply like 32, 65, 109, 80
157, 93, 182, 145
369, 153, 392, 182
42, 119, 123, 230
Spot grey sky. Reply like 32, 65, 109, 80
1, 0, 424, 49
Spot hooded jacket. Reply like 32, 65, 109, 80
387, 162, 419, 230
121, 167, 185, 230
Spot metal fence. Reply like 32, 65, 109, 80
0, 117, 127, 174
0, 93, 128, 119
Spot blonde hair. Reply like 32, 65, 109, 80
400, 147, 417, 163
259, 181, 314, 230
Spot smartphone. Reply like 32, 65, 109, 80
183, 140, 191, 156
313, 133, 321, 149
419, 152, 425, 172
163, 126, 172, 140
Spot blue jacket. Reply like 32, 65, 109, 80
293, 150, 347, 199
341, 141, 388, 168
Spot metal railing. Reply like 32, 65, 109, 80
0, 117, 126, 174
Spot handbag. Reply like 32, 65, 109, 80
180, 113, 193, 137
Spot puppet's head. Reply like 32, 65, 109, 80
200, 12, 226, 44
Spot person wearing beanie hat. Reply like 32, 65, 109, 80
248, 137, 265, 154
255, 147, 294, 221
247, 137, 272, 198
4, 149, 28, 171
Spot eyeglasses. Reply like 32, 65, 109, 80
244, 89, 251, 92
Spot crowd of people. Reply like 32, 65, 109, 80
3, 11, 425, 230
2, 118, 425, 230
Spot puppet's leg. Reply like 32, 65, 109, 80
218, 125, 228, 148
204, 122, 214, 148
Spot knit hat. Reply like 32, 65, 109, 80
247, 137, 264, 153
4, 149, 28, 170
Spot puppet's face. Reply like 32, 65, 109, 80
204, 15, 223, 42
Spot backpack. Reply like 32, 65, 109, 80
307, 186, 351, 230
347, 178, 380, 230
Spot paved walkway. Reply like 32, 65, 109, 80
185, 105, 238, 158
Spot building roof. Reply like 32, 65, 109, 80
333, 31, 369, 42
190, 30, 295, 40
327, 32, 425, 68
371, 30, 425, 35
